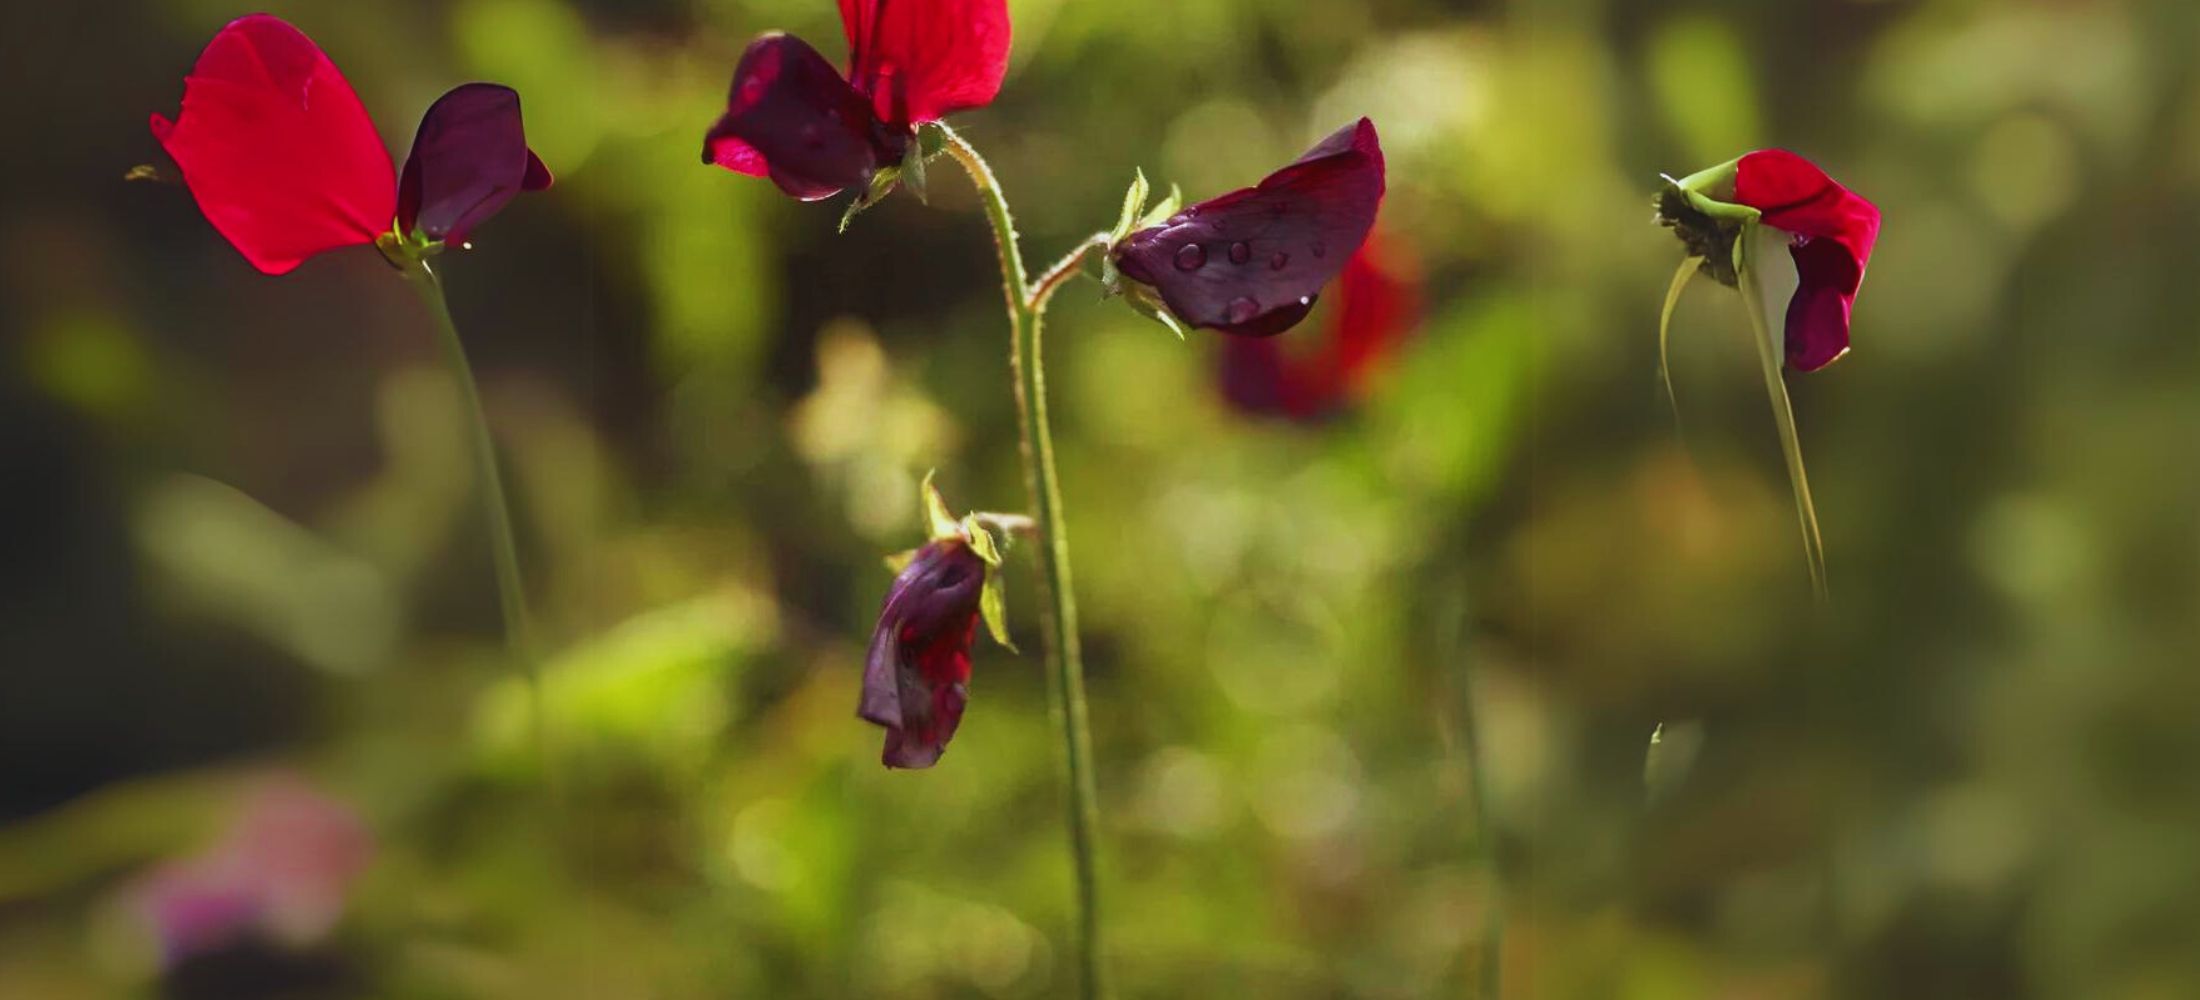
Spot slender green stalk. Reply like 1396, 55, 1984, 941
402, 261, 544, 736
937, 123, 1109, 1000
1735, 230, 1830, 602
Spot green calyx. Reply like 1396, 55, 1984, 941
915, 471, 1017, 652
375, 223, 446, 272
1654, 158, 1757, 288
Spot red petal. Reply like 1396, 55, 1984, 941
1220, 234, 1421, 420
1733, 149, 1880, 371
1113, 119, 1386, 337
702, 32, 897, 201
150, 15, 394, 275
838, 0, 1011, 124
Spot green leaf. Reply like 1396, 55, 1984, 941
979, 571, 1015, 652
919, 470, 960, 541
1110, 169, 1150, 244
900, 140, 929, 204
1137, 183, 1183, 229
1659, 255, 1702, 427
838, 165, 903, 233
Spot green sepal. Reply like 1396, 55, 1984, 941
839, 165, 904, 233
1136, 182, 1183, 230
1120, 286, 1186, 339
1658, 254, 1703, 423
919, 470, 960, 542
882, 548, 918, 574
916, 122, 947, 160
1110, 169, 1150, 245
900, 140, 929, 205
959, 515, 1002, 567
978, 570, 1015, 652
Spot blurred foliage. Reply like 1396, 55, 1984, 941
4, 0, 2200, 997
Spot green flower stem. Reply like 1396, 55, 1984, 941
402, 260, 546, 747
937, 123, 1109, 1000
1734, 228, 1831, 601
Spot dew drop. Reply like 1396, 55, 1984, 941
1228, 241, 1251, 264
1174, 244, 1207, 271
1269, 251, 1290, 270
1297, 296, 1311, 306
1226, 297, 1262, 325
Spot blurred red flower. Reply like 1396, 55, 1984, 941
702, 0, 1011, 200
151, 15, 549, 274
1218, 234, 1421, 421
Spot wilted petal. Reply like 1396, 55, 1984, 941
702, 32, 900, 201
860, 541, 985, 768
838, 0, 1012, 124
396, 83, 551, 245
1732, 149, 1879, 372
149, 15, 395, 274
1114, 119, 1385, 337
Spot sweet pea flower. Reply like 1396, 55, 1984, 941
1219, 235, 1420, 421
1657, 149, 1880, 372
123, 776, 373, 969
861, 477, 1015, 769
1112, 118, 1386, 337
151, 14, 550, 274
702, 0, 1011, 201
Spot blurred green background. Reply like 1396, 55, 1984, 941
4, 0, 2199, 996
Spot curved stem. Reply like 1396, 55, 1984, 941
938, 124, 1109, 1000
403, 262, 545, 747
1735, 229, 1830, 602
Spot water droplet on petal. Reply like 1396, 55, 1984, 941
1228, 241, 1251, 264
1269, 252, 1290, 270
1297, 296, 1311, 306
1226, 297, 1262, 325
1174, 244, 1207, 271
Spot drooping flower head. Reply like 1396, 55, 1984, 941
1112, 118, 1386, 338
861, 475, 1015, 769
1657, 149, 1879, 371
1220, 234, 1420, 421
151, 15, 550, 274
702, 0, 1011, 201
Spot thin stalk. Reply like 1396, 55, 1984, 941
937, 124, 1108, 999
1735, 230, 1830, 601
403, 261, 545, 743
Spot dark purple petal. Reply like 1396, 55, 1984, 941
861, 541, 985, 768
1783, 236, 1857, 371
1113, 118, 1385, 337
701, 32, 905, 202
396, 83, 550, 245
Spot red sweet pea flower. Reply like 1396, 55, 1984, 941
1219, 235, 1420, 421
1659, 149, 1879, 372
1733, 150, 1879, 371
1112, 119, 1386, 337
861, 538, 986, 768
702, 0, 1011, 201
151, 15, 550, 274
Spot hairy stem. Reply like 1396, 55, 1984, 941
937, 124, 1108, 999
404, 262, 545, 750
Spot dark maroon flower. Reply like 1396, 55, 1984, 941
1658, 149, 1879, 372
861, 538, 986, 768
152, 16, 552, 272
397, 83, 554, 245
1112, 118, 1386, 337
1220, 234, 1420, 421
702, 0, 1012, 201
